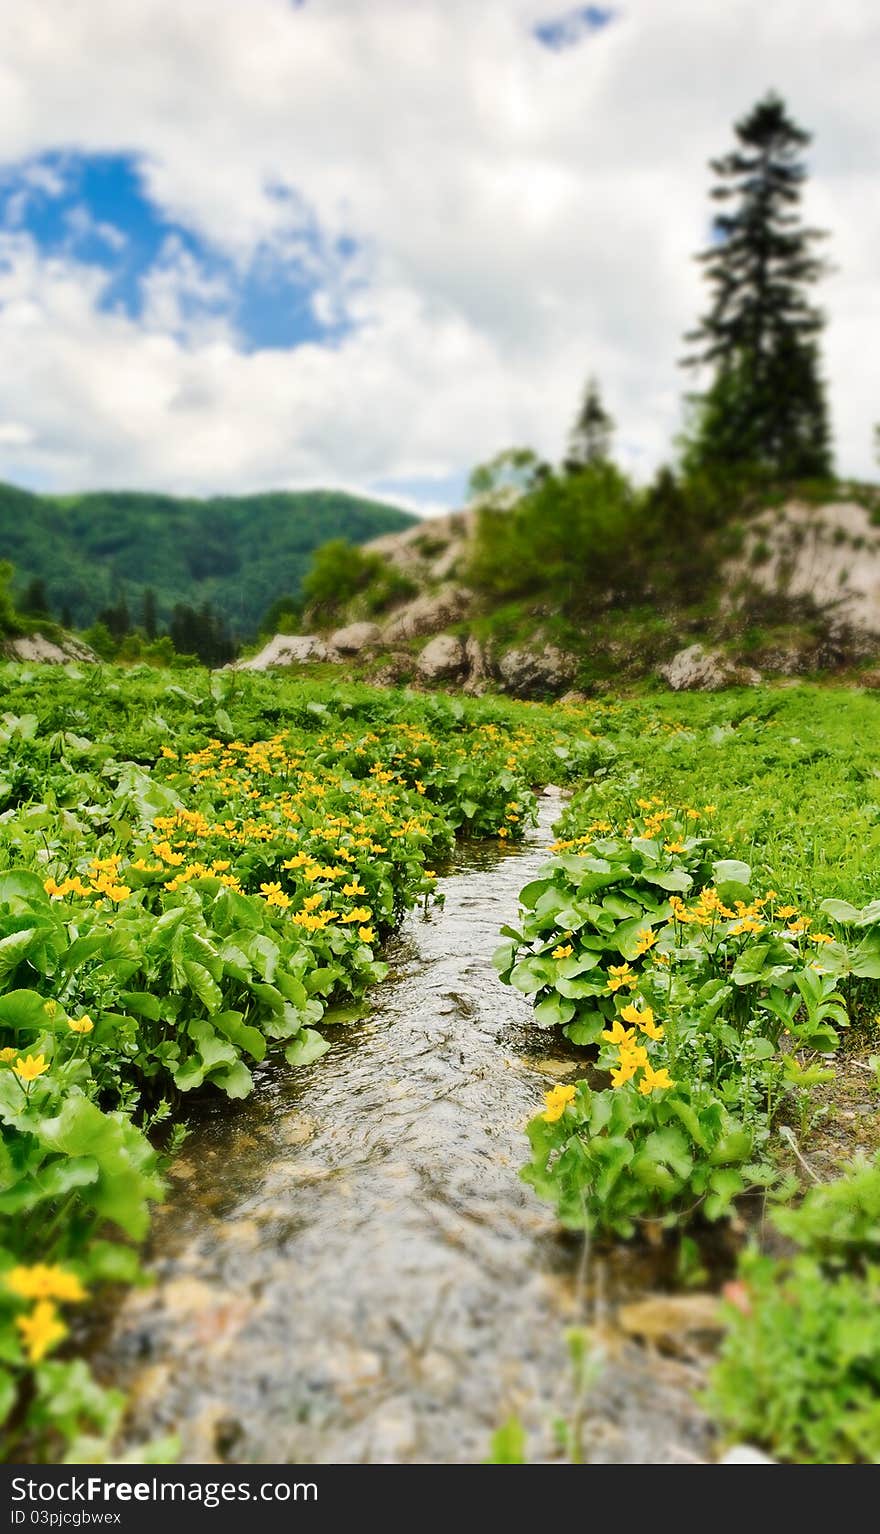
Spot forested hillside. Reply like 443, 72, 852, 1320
0, 482, 414, 639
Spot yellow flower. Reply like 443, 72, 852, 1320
619, 1002, 664, 1040
809, 933, 833, 945
16, 1300, 66, 1364
610, 1056, 640, 1089
0, 1047, 16, 1063
634, 929, 657, 954
341, 906, 373, 924
637, 1063, 675, 1096
342, 880, 366, 897
7, 1264, 86, 1303
14, 1054, 49, 1084
541, 1083, 577, 1123
601, 1018, 636, 1046
67, 1015, 94, 1035
358, 926, 375, 944
606, 962, 635, 992
664, 839, 687, 854
552, 944, 573, 959
776, 905, 798, 920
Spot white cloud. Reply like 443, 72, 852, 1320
0, 0, 877, 507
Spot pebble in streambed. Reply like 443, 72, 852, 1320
92, 792, 711, 1465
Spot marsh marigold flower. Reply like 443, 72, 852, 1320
541, 1083, 577, 1123
552, 944, 573, 959
16, 1300, 66, 1364
7, 1263, 86, 1303
638, 1062, 675, 1096
67, 1015, 94, 1035
14, 1054, 49, 1084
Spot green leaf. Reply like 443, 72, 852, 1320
641, 869, 693, 892
212, 1060, 254, 1099
0, 928, 39, 983
0, 989, 53, 1031
709, 1128, 753, 1165
534, 993, 576, 1027
509, 957, 557, 994
35, 1095, 162, 1240
212, 1010, 266, 1062
712, 858, 752, 887
819, 898, 860, 924
285, 1028, 330, 1067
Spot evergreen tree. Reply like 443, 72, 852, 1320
21, 577, 50, 618
683, 93, 832, 480
97, 595, 130, 641
565, 378, 615, 472
141, 588, 158, 641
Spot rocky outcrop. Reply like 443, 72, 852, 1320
728, 500, 880, 634
382, 585, 471, 643
660, 644, 760, 692
416, 634, 468, 682
3, 632, 98, 664
328, 621, 381, 655
364, 510, 475, 584
497, 644, 577, 698
237, 634, 329, 671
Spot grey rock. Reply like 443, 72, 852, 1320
382, 585, 471, 642
462, 634, 496, 694
237, 634, 329, 671
660, 644, 760, 692
416, 634, 467, 682
4, 632, 98, 664
328, 621, 382, 655
717, 1445, 776, 1465
497, 644, 577, 698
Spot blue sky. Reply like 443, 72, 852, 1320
0, 150, 350, 351
0, 0, 875, 508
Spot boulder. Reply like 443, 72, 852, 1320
717, 1446, 776, 1466
368, 652, 415, 687
328, 621, 382, 655
3, 632, 98, 664
497, 644, 577, 698
416, 634, 467, 682
660, 644, 760, 692
237, 634, 329, 671
382, 585, 471, 643
462, 635, 495, 694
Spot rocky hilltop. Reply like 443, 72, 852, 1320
243, 494, 880, 696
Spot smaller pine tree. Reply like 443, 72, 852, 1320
141, 588, 158, 641
22, 577, 50, 618
565, 378, 614, 473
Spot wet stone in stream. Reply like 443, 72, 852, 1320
92, 792, 712, 1465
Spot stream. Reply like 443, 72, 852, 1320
93, 790, 712, 1465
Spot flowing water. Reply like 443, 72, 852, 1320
93, 791, 713, 1464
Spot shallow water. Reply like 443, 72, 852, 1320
93, 791, 712, 1464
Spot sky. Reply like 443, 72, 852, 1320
0, 0, 877, 514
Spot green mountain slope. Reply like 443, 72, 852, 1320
0, 482, 415, 638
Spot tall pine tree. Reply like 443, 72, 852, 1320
683, 93, 832, 481
565, 378, 615, 472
